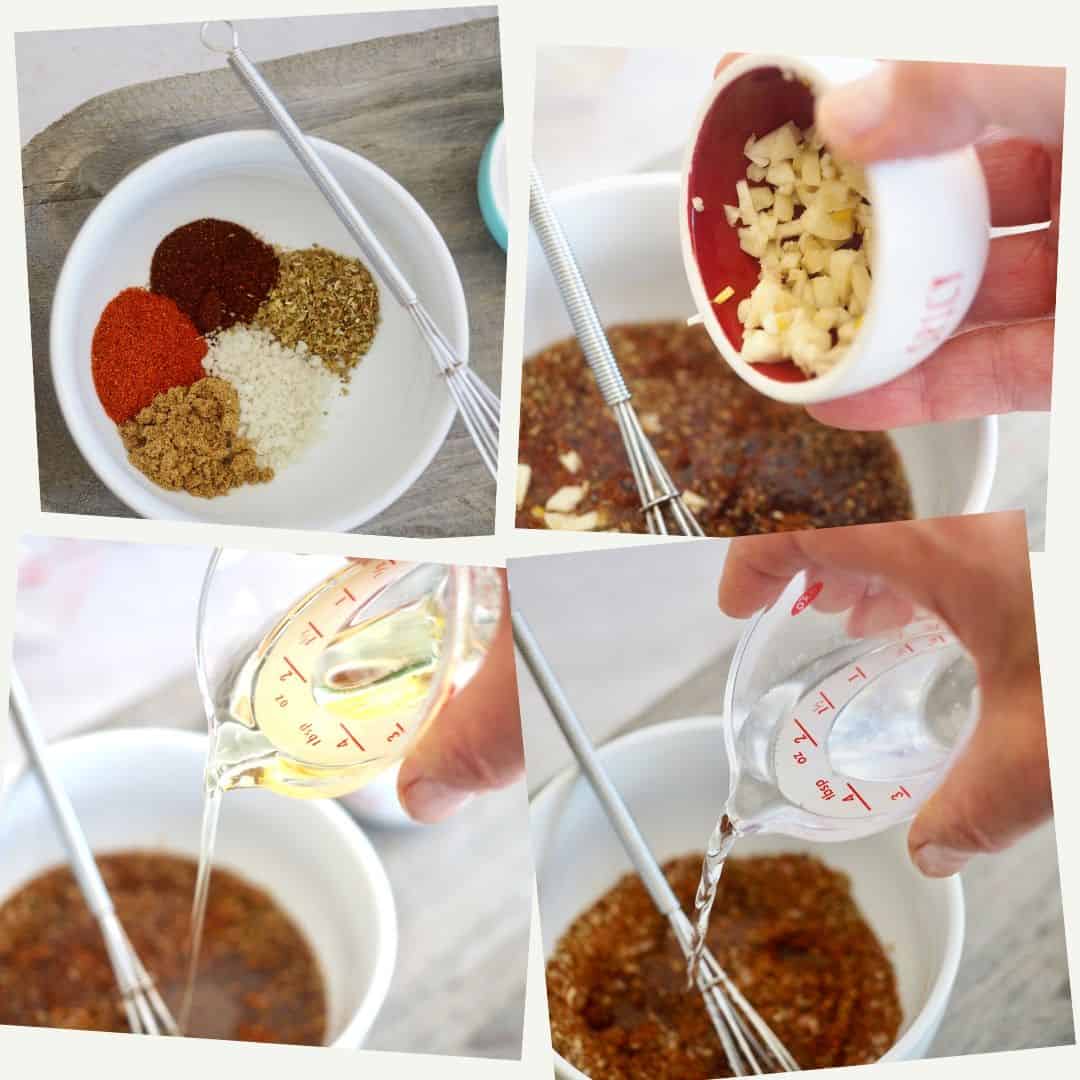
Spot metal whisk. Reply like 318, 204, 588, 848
529, 165, 704, 536
201, 21, 501, 478
8, 671, 179, 1036
512, 613, 799, 1075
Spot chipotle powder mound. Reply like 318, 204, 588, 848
150, 218, 279, 334
91, 288, 208, 423
518, 322, 913, 535
0, 852, 326, 1044
546, 853, 901, 1079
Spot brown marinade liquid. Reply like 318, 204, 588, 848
0, 852, 326, 1044
518, 322, 914, 534
546, 853, 902, 1079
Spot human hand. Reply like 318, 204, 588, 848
713, 56, 1062, 428
397, 575, 524, 822
716, 512, 1049, 877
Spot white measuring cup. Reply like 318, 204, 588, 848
722, 572, 978, 842
195, 551, 503, 798
680, 53, 990, 404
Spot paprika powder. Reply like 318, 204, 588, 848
91, 287, 208, 423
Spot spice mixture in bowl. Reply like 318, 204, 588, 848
523, 174, 997, 533
51, 130, 466, 529
518, 321, 912, 534
0, 729, 397, 1047
547, 853, 901, 1078
0, 853, 326, 1043
531, 716, 965, 1078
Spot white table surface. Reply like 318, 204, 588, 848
14, 9, 484, 142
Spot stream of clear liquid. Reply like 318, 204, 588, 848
178, 779, 224, 1035
686, 813, 739, 984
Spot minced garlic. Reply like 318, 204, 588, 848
716, 120, 872, 377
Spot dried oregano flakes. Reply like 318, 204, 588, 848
255, 246, 381, 379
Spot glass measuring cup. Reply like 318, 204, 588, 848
722, 572, 979, 842
195, 551, 503, 799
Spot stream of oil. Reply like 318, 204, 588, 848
177, 586, 444, 1034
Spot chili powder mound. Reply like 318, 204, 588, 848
91, 287, 208, 423
0, 852, 326, 1044
150, 218, 279, 334
518, 322, 914, 535
546, 853, 902, 1079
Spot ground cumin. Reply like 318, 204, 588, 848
119, 377, 273, 497
546, 853, 901, 1078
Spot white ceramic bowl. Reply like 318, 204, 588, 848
0, 728, 397, 1047
531, 716, 965, 1077
51, 130, 466, 530
524, 174, 997, 521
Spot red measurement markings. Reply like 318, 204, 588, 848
299, 722, 321, 747
281, 656, 307, 683
372, 560, 397, 579
890, 785, 912, 801
300, 621, 324, 646
844, 783, 872, 812
927, 633, 947, 646
337, 723, 366, 752
791, 581, 823, 616
848, 665, 867, 683
386, 722, 406, 743
793, 750, 808, 765
814, 690, 834, 715
334, 586, 358, 607
816, 778, 836, 801
793, 718, 818, 747
906, 272, 966, 356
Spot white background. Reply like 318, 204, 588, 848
0, 1, 1077, 1079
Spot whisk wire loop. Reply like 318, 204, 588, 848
529, 165, 704, 536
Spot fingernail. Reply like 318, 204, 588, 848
819, 69, 893, 142
912, 843, 969, 878
400, 777, 471, 823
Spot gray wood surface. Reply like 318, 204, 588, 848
95, 670, 530, 1060
22, 15, 504, 537
528, 643, 1074, 1059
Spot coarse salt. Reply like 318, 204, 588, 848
202, 326, 337, 470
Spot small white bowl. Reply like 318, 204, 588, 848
51, 130, 467, 530
0, 728, 397, 1048
524, 174, 997, 520
531, 716, 965, 1077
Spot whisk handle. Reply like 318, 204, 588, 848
528, 165, 631, 408
8, 670, 116, 921
511, 611, 681, 916
222, 42, 417, 309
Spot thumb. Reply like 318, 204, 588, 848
397, 604, 524, 822
907, 667, 1050, 877
817, 61, 1065, 163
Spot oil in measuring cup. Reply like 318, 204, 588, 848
688, 573, 978, 980
199, 556, 502, 799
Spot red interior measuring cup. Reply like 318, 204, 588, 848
687, 66, 817, 383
